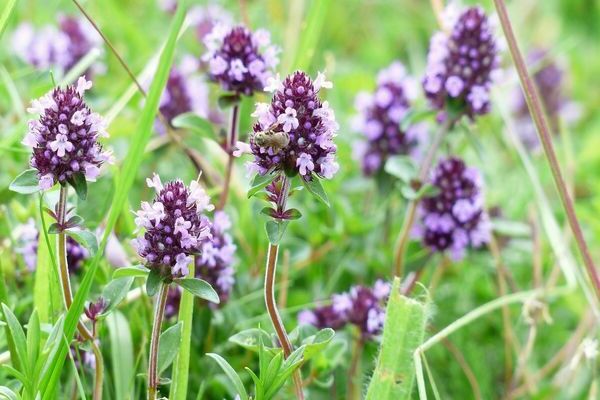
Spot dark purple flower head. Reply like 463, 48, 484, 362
423, 6, 498, 120
415, 157, 491, 260
11, 17, 103, 75
196, 211, 236, 305
132, 174, 213, 277
249, 71, 339, 179
299, 280, 390, 339
23, 77, 112, 190
202, 24, 279, 95
353, 62, 426, 175
66, 236, 89, 273
84, 297, 107, 321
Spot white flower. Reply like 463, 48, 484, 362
332, 293, 352, 314
313, 71, 333, 90
146, 173, 163, 193
318, 153, 339, 179
137, 201, 166, 226
468, 85, 489, 111
39, 173, 54, 190
87, 112, 108, 137
49, 134, 74, 157
252, 28, 271, 47
173, 253, 191, 276
71, 109, 87, 126
445, 76, 464, 97
188, 180, 214, 211
229, 59, 248, 81
232, 141, 252, 157
76, 76, 93, 95
264, 74, 283, 92
22, 131, 39, 148
296, 152, 315, 176
209, 56, 228, 75
247, 59, 265, 77
174, 217, 192, 236
251, 102, 276, 129
27, 93, 56, 114
179, 232, 198, 249
277, 107, 299, 133
84, 164, 100, 181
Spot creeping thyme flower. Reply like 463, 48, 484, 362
12, 17, 103, 75
353, 62, 426, 175
84, 297, 107, 322
202, 24, 279, 95
416, 157, 491, 260
132, 174, 212, 277
299, 280, 390, 339
16, 219, 88, 273
196, 211, 236, 305
249, 71, 339, 179
423, 6, 498, 120
23, 77, 111, 190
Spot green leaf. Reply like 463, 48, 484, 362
47, 223, 61, 234
9, 169, 41, 194
265, 220, 289, 245
285, 208, 302, 220
0, 386, 20, 400
247, 173, 277, 198
265, 345, 305, 399
292, 0, 332, 70
263, 352, 283, 393
385, 156, 417, 183
112, 265, 150, 279
229, 328, 273, 352
146, 269, 162, 297
301, 328, 335, 360
171, 112, 216, 140
67, 173, 87, 201
100, 277, 134, 316
158, 322, 182, 374
0, 0, 18, 40
174, 278, 220, 304
206, 353, 249, 400
106, 312, 134, 400
26, 310, 41, 374
65, 229, 98, 256
365, 278, 428, 400
1, 304, 28, 376
301, 176, 330, 207
169, 262, 196, 400
218, 94, 241, 109
399, 109, 436, 131
39, 2, 188, 395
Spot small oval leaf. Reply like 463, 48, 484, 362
174, 278, 220, 304
9, 169, 41, 194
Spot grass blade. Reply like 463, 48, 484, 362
206, 353, 249, 400
0, 0, 17, 40
293, 0, 332, 71
38, 2, 188, 396
106, 311, 134, 400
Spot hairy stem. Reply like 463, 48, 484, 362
148, 282, 169, 400
217, 104, 240, 210
392, 120, 450, 278
492, 0, 600, 298
56, 185, 104, 400
347, 336, 364, 400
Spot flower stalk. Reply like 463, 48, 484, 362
56, 185, 104, 400
217, 103, 240, 210
492, 0, 600, 298
148, 282, 169, 400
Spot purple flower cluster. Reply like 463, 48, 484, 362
132, 174, 212, 277
298, 280, 390, 339
353, 62, 426, 175
249, 71, 339, 179
196, 211, 236, 304
202, 24, 279, 95
415, 157, 491, 260
16, 219, 89, 273
23, 77, 112, 190
11, 17, 103, 75
423, 6, 498, 120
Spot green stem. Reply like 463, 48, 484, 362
492, 0, 600, 299
148, 282, 169, 400
392, 121, 450, 278
56, 185, 104, 400
217, 103, 240, 210
347, 337, 364, 400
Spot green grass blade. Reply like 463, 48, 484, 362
0, 0, 17, 40
1, 304, 29, 377
169, 262, 195, 400
106, 311, 134, 400
293, 0, 332, 71
365, 278, 428, 400
38, 2, 188, 396
206, 353, 249, 400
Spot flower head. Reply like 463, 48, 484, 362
24, 77, 111, 190
203, 25, 279, 95
132, 175, 212, 277
353, 62, 426, 175
416, 157, 491, 260
249, 71, 339, 179
423, 6, 498, 120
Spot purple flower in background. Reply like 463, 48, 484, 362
164, 286, 183, 319
23, 77, 112, 190
353, 61, 426, 175
11, 17, 103, 75
16, 219, 89, 273
249, 71, 339, 179
132, 174, 212, 277
423, 6, 498, 120
415, 157, 491, 260
202, 24, 279, 95
299, 280, 390, 339
196, 211, 236, 306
